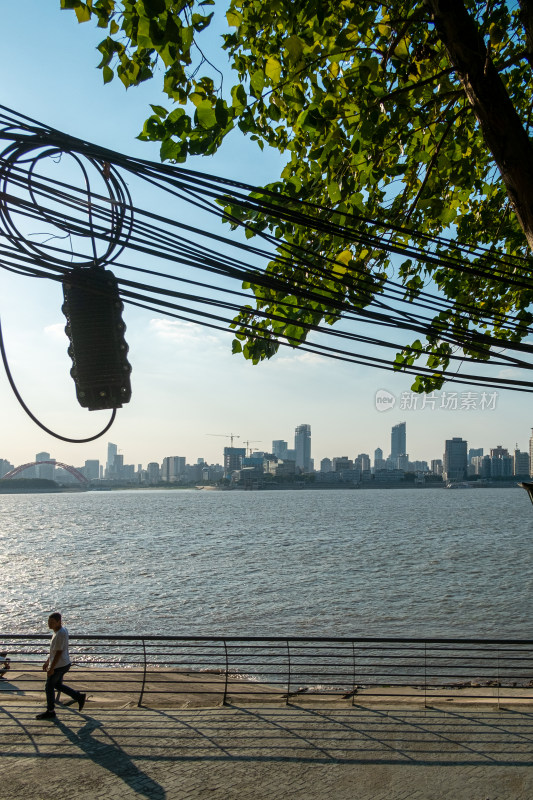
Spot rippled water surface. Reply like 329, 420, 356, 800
1, 488, 532, 637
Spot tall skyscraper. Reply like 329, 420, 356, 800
114, 454, 124, 479
272, 440, 289, 460
106, 442, 118, 477
294, 424, 312, 472
443, 437, 467, 482
374, 447, 385, 470
390, 422, 406, 461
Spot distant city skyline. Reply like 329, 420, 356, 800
1, 418, 532, 478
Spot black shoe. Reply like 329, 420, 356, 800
36, 711, 56, 720
78, 693, 86, 712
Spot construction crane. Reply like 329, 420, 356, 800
207, 433, 241, 448
243, 440, 262, 457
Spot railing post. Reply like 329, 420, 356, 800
286, 640, 291, 705
424, 642, 428, 708
497, 648, 500, 711
138, 637, 147, 708
352, 641, 356, 706
223, 639, 229, 705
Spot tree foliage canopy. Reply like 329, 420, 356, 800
60, 0, 533, 390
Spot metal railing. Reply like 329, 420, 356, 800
1, 634, 532, 707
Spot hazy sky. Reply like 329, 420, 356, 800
1, 1, 532, 470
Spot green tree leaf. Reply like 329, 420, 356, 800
250, 69, 265, 94
327, 181, 342, 204
74, 3, 91, 23
265, 58, 281, 83
196, 99, 217, 128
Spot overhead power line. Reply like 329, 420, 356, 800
0, 99, 531, 447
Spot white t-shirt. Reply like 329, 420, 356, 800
49, 626, 70, 669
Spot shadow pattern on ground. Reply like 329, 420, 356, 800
1, 705, 533, 769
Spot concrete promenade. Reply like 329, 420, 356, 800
1, 703, 533, 799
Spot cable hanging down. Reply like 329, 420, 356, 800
0, 316, 116, 443
0, 100, 532, 449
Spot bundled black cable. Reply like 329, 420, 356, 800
0, 100, 532, 446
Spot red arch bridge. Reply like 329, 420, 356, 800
1, 460, 89, 485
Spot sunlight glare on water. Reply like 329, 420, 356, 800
1, 488, 531, 638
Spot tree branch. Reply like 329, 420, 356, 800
381, 5, 429, 68
378, 66, 455, 105
426, 0, 533, 251
404, 102, 464, 221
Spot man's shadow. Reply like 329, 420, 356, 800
0, 677, 25, 696
54, 713, 166, 800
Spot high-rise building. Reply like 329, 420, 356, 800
36, 452, 55, 481
391, 422, 406, 461
490, 445, 509, 458
320, 458, 332, 473
396, 454, 409, 472
147, 462, 160, 484
431, 459, 443, 476
410, 460, 429, 473
514, 448, 530, 477
490, 454, 513, 478
84, 460, 100, 481
294, 424, 312, 472
122, 464, 136, 480
529, 429, 533, 476
106, 442, 118, 478
114, 454, 124, 479
333, 456, 353, 472
443, 437, 467, 482
354, 453, 371, 471
0, 459, 13, 478
224, 447, 246, 476
468, 447, 483, 464
161, 456, 186, 482
374, 447, 386, 471
471, 455, 489, 477
272, 440, 289, 460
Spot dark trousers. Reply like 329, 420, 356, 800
45, 664, 80, 711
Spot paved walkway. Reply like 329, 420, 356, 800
1, 703, 533, 799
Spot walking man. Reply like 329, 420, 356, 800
35, 612, 86, 720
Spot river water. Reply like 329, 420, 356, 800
1, 487, 532, 639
